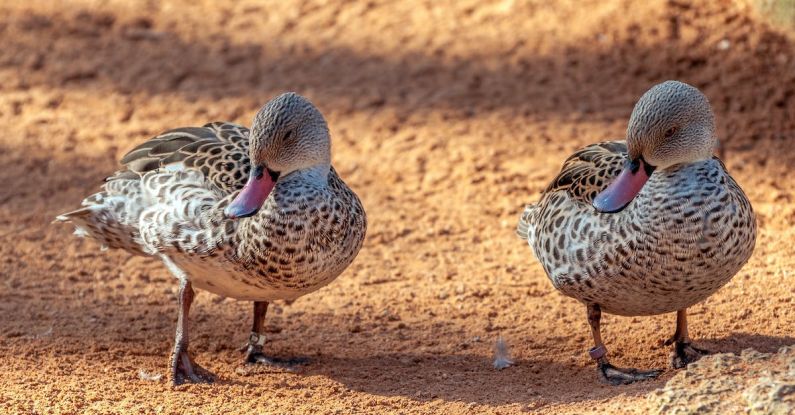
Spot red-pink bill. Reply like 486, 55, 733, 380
592, 159, 652, 213
224, 172, 276, 219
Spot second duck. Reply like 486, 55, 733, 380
517, 80, 756, 384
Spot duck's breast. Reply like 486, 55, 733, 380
181, 169, 367, 301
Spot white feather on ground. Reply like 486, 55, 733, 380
137, 369, 163, 382
493, 336, 514, 370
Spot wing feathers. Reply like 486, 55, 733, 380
115, 122, 250, 194
544, 140, 628, 204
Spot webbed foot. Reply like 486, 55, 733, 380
597, 361, 661, 385
242, 332, 309, 370
669, 341, 709, 369
171, 348, 216, 385
245, 347, 310, 368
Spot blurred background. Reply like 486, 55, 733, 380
1, 1, 794, 414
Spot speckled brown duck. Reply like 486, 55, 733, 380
517, 81, 756, 385
56, 93, 367, 385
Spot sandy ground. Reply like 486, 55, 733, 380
1, 0, 794, 413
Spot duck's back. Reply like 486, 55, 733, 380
519, 141, 756, 316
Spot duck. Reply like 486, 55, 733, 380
56, 92, 367, 385
516, 81, 756, 385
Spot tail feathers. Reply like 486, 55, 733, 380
516, 204, 537, 241
54, 207, 95, 236
54, 206, 92, 222
55, 205, 146, 255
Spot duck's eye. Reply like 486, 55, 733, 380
664, 127, 677, 138
283, 130, 293, 140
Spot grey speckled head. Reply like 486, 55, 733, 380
627, 81, 716, 170
250, 92, 331, 177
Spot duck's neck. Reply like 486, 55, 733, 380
279, 164, 330, 186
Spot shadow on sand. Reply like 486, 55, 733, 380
3, 7, 794, 130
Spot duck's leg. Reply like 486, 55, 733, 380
586, 304, 660, 385
665, 309, 709, 369
171, 279, 216, 385
244, 301, 308, 368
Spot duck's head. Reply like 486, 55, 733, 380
225, 92, 331, 219
593, 81, 717, 213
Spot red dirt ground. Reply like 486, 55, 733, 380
1, 0, 794, 413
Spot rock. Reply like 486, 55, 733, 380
649, 346, 795, 414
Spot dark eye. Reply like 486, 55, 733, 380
664, 127, 677, 138
283, 130, 293, 140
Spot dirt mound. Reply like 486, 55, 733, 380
649, 347, 795, 414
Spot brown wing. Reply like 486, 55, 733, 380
117, 121, 251, 194
544, 140, 628, 204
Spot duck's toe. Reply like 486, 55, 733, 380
670, 342, 709, 369
172, 349, 216, 386
598, 362, 661, 385
244, 345, 309, 371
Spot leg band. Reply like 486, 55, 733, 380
589, 344, 607, 360
249, 332, 266, 346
